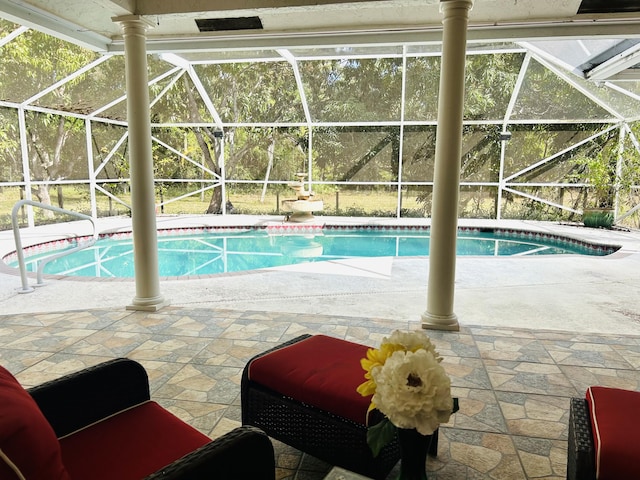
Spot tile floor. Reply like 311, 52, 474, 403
3, 305, 640, 479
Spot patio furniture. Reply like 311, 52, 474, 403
0, 358, 275, 480
567, 386, 640, 480
241, 334, 438, 480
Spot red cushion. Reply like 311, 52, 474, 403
0, 366, 70, 480
586, 386, 640, 480
60, 401, 211, 480
248, 335, 372, 424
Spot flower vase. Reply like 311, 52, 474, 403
396, 428, 431, 480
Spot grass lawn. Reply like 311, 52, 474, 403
3, 184, 637, 230
0, 185, 427, 230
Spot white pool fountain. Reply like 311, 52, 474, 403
281, 172, 323, 223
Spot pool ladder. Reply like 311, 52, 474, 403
11, 200, 98, 293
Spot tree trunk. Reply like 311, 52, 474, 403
27, 116, 70, 219
205, 166, 223, 214
57, 185, 64, 209
182, 75, 223, 214
38, 185, 54, 218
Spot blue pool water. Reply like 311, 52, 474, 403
10, 226, 618, 279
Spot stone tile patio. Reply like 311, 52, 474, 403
3, 306, 639, 479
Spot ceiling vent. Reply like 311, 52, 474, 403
578, 0, 640, 14
195, 17, 263, 32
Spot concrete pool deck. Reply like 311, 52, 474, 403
1, 215, 640, 335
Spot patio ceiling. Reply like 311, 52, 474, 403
1, 0, 640, 81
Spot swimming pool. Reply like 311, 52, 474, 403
6, 225, 619, 279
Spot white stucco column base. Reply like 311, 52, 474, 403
421, 0, 473, 332
421, 311, 460, 331
126, 295, 169, 312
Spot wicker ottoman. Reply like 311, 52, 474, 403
568, 387, 640, 480
241, 334, 437, 480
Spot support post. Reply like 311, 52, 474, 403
113, 15, 168, 311
422, 0, 474, 331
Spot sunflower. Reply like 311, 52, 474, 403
357, 330, 443, 410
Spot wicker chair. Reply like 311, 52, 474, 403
1, 358, 275, 480
568, 387, 640, 480
567, 397, 596, 480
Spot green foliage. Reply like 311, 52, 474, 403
404, 56, 440, 121
514, 59, 608, 121
298, 57, 403, 122
1, 24, 640, 227
0, 107, 20, 181
570, 127, 640, 209
501, 192, 579, 222
366, 418, 397, 458
577, 149, 616, 207
464, 53, 523, 120
582, 209, 614, 229
0, 29, 97, 102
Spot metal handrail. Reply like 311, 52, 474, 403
11, 200, 98, 293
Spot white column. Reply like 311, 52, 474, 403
113, 15, 168, 311
422, 0, 474, 331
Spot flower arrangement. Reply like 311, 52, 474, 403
357, 330, 458, 456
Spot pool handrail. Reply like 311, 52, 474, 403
11, 200, 98, 293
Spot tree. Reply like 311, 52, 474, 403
185, 61, 307, 212
26, 112, 85, 211
0, 27, 97, 217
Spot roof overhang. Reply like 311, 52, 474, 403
1, 0, 640, 80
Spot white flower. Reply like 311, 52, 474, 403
382, 330, 442, 363
370, 348, 453, 435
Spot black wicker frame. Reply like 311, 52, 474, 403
28, 358, 151, 438
144, 425, 275, 480
241, 334, 438, 480
26, 358, 276, 480
567, 397, 596, 480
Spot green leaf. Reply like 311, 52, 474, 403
367, 417, 397, 458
